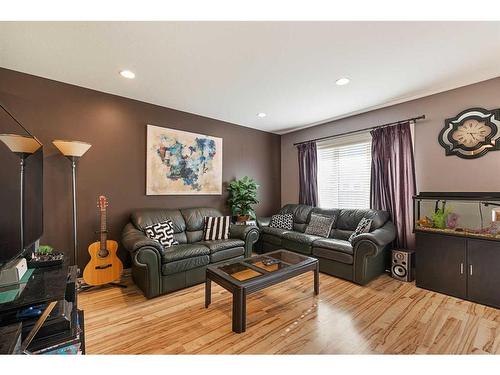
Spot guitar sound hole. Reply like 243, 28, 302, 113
98, 250, 110, 258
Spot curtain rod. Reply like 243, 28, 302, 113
293, 115, 426, 147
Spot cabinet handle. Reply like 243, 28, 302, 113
460, 263, 464, 274
469, 264, 473, 276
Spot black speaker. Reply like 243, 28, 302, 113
391, 249, 415, 282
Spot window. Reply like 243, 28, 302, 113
317, 132, 372, 209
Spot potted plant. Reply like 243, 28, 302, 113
227, 176, 260, 222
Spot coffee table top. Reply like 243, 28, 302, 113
207, 249, 317, 286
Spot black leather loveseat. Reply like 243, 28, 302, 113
122, 207, 259, 298
256, 204, 396, 285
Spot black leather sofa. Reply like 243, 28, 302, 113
256, 204, 396, 285
122, 207, 259, 298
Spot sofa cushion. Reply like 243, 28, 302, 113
269, 213, 293, 230
329, 228, 353, 241
312, 247, 353, 265
131, 209, 186, 233
162, 243, 210, 263
281, 231, 322, 255
162, 255, 210, 275
279, 204, 314, 233
199, 238, 246, 263
210, 247, 245, 263
336, 209, 389, 231
181, 207, 224, 243
305, 213, 335, 237
262, 227, 290, 237
348, 218, 373, 243
200, 238, 245, 253
181, 207, 223, 231
312, 238, 353, 255
144, 220, 177, 247
262, 233, 283, 246
203, 216, 231, 241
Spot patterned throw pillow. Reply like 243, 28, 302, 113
348, 218, 373, 243
203, 216, 231, 241
144, 220, 177, 247
269, 213, 294, 230
305, 213, 335, 238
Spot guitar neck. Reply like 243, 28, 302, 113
100, 208, 107, 250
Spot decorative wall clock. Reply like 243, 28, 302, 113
439, 107, 500, 159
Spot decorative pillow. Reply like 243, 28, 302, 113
305, 213, 335, 238
269, 213, 294, 230
203, 216, 231, 241
348, 218, 373, 243
144, 220, 177, 247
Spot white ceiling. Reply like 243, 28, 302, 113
1, 22, 499, 134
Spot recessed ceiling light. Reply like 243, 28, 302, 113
335, 77, 350, 86
119, 70, 135, 79
257, 113, 267, 118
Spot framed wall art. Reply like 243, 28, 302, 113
146, 125, 223, 195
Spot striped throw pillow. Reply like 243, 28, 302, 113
203, 216, 231, 241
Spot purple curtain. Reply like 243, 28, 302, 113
370, 122, 416, 249
297, 141, 318, 207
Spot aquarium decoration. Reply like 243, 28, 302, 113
414, 193, 500, 241
446, 212, 459, 228
431, 207, 450, 229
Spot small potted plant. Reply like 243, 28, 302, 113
37, 245, 54, 256
227, 176, 260, 222
29, 245, 64, 268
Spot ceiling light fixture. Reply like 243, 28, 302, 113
335, 77, 350, 86
119, 70, 135, 79
257, 113, 267, 118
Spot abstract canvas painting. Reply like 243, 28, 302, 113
146, 125, 223, 195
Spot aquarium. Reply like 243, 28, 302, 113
413, 192, 500, 241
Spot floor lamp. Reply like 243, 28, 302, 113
52, 140, 92, 272
0, 134, 42, 252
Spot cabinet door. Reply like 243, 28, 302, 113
467, 239, 500, 309
416, 232, 467, 299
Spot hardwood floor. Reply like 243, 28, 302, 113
78, 272, 500, 354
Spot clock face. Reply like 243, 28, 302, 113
451, 119, 491, 148
438, 108, 500, 159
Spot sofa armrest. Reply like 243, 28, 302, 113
122, 223, 163, 298
122, 222, 164, 255
351, 221, 395, 285
351, 221, 396, 248
256, 216, 271, 229
229, 224, 260, 257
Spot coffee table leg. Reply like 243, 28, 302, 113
232, 289, 246, 333
205, 277, 211, 308
314, 263, 319, 295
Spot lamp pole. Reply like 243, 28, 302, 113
52, 140, 91, 273
19, 155, 26, 252
71, 157, 78, 270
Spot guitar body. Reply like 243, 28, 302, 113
82, 195, 123, 286
83, 240, 123, 286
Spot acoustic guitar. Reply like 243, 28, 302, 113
83, 195, 123, 286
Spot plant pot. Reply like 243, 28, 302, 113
236, 215, 250, 222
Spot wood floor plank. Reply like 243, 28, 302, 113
78, 272, 500, 354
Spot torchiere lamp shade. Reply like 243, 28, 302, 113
52, 140, 92, 157
0, 133, 42, 154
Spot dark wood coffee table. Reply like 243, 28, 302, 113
205, 249, 319, 333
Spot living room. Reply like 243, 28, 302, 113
1, 1, 499, 372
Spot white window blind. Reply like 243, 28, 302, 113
317, 132, 372, 209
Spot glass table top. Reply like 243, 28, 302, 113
213, 250, 313, 283
218, 263, 263, 281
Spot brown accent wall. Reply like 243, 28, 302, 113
281, 77, 500, 205
0, 68, 281, 269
